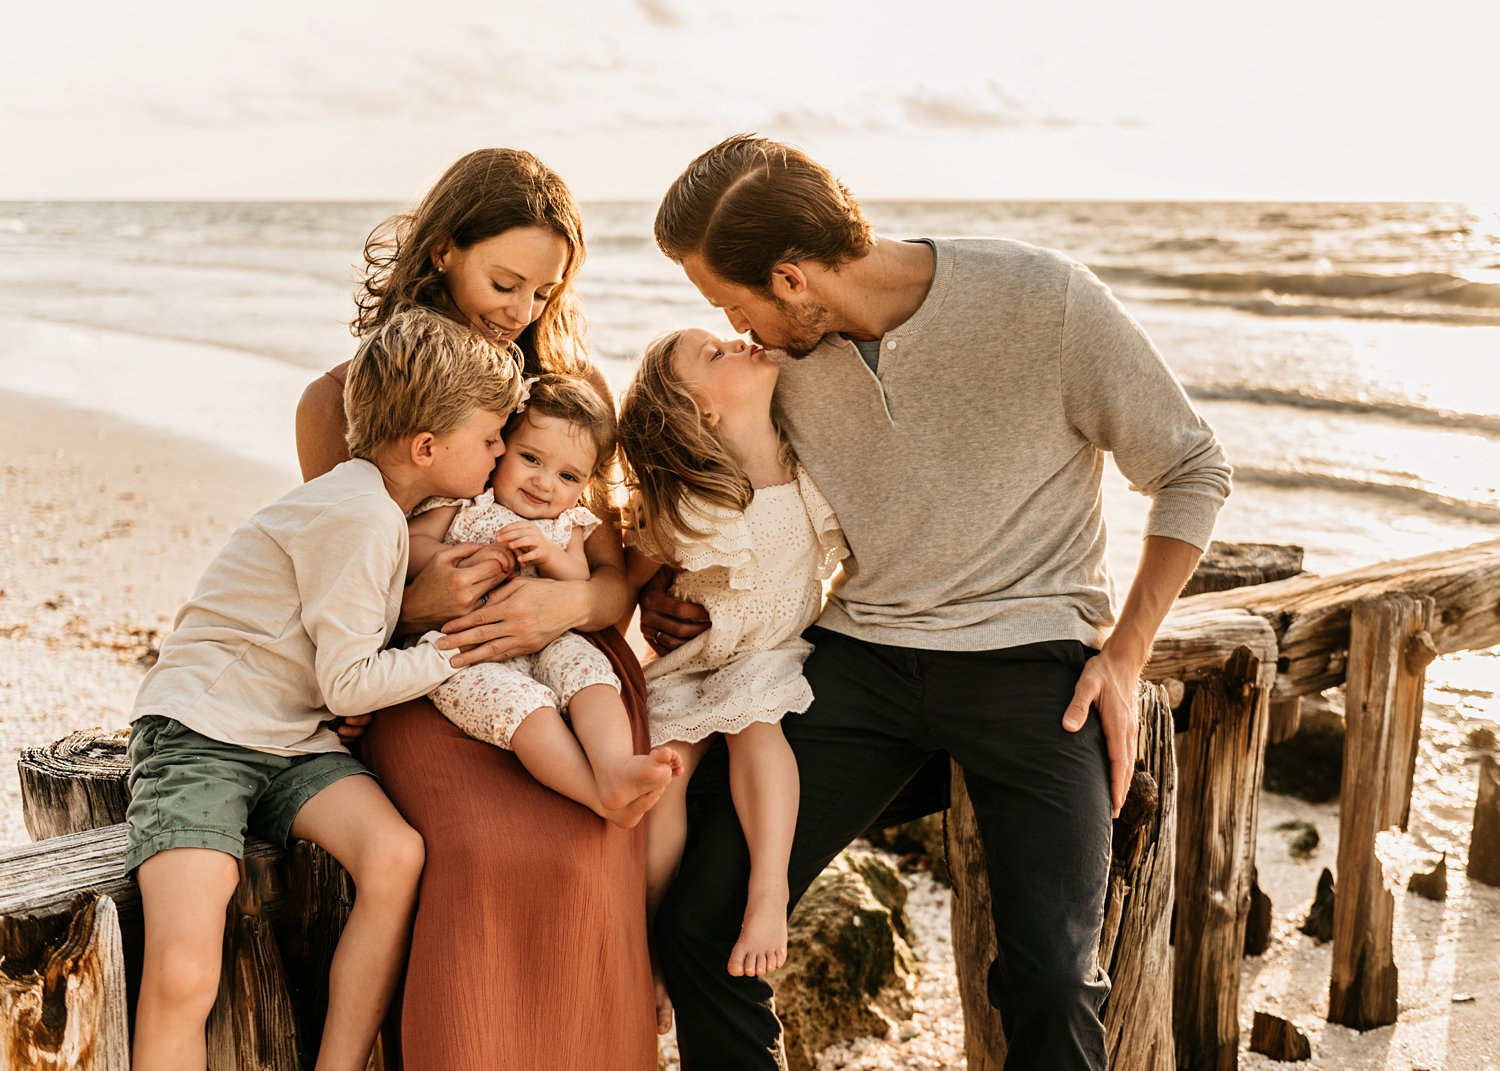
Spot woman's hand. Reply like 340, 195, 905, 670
638, 567, 711, 655
399, 542, 516, 635
438, 576, 592, 667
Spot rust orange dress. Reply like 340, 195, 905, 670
313, 368, 657, 1071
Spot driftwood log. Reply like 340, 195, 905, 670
950, 681, 1176, 1070
0, 894, 130, 1070
1328, 594, 1434, 1030
1182, 541, 1305, 598
18, 728, 131, 841
1183, 538, 1500, 699
1470, 754, 1500, 887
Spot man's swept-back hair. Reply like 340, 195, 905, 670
617, 329, 794, 564
653, 133, 873, 290
344, 306, 523, 460
354, 147, 588, 376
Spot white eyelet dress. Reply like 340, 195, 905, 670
638, 466, 847, 747
416, 492, 621, 749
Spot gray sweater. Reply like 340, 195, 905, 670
773, 238, 1231, 652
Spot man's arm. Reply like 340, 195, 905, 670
1062, 535, 1201, 816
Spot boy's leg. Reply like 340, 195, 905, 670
286, 772, 426, 1071
133, 848, 241, 1071
722, 721, 799, 980
925, 641, 1112, 1071
658, 629, 943, 1071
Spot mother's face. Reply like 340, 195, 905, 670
433, 225, 569, 344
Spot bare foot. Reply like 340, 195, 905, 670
599, 748, 683, 829
653, 970, 674, 1035
726, 888, 788, 978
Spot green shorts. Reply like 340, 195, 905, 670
124, 715, 371, 874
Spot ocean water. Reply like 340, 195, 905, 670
1, 198, 1498, 584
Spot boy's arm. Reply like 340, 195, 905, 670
293, 498, 460, 718
406, 505, 461, 582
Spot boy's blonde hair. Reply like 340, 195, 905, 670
617, 330, 793, 563
344, 306, 524, 459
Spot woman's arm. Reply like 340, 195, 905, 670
295, 370, 352, 482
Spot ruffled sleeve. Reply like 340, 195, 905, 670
409, 491, 483, 519
796, 467, 849, 580
560, 505, 603, 543
667, 496, 761, 589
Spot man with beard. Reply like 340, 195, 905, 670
639, 133, 1231, 1070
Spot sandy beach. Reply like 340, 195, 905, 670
2, 359, 1497, 1068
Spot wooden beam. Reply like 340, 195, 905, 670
1180, 538, 1500, 699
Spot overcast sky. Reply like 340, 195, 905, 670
3, 0, 1496, 202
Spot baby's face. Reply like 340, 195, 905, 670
490, 411, 597, 520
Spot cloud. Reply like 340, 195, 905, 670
634, 0, 685, 28
899, 81, 1142, 131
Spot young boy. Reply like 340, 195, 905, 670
125, 306, 522, 1071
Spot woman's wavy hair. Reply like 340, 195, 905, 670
354, 148, 588, 376
653, 133, 873, 290
617, 330, 793, 564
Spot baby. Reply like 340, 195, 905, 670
408, 374, 681, 826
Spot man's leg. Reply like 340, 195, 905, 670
657, 629, 946, 1071
926, 640, 1113, 1071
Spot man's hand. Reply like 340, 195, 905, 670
1061, 646, 1141, 818
638, 566, 711, 655
333, 712, 373, 745
400, 542, 516, 634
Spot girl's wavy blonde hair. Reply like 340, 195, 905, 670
354, 148, 588, 377
617, 330, 794, 564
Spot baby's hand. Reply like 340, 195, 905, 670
496, 521, 562, 569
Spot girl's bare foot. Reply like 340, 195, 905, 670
599, 748, 683, 828
726, 888, 788, 978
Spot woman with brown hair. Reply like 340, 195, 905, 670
295, 148, 657, 1071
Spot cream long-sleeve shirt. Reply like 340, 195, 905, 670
774, 237, 1232, 652
132, 459, 459, 755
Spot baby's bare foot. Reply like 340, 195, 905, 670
599, 748, 682, 828
726, 890, 788, 978
599, 748, 680, 811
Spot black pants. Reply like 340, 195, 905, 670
656, 627, 1113, 1070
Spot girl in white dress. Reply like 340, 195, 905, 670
408, 375, 681, 828
618, 328, 847, 1023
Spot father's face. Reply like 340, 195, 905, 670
681, 253, 830, 358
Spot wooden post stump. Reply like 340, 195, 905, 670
1469, 753, 1500, 887
1173, 645, 1272, 1071
206, 856, 303, 1069
0, 894, 130, 1070
1328, 593, 1434, 1030
950, 681, 1176, 1071
1181, 541, 1304, 599
17, 728, 131, 840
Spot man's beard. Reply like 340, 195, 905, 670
754, 296, 832, 359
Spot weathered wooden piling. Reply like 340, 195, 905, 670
1470, 753, 1500, 888
1327, 593, 1434, 1030
17, 728, 131, 841
950, 681, 1177, 1071
0, 894, 130, 1071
